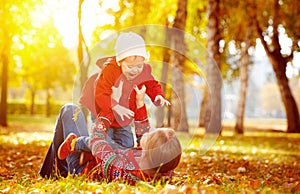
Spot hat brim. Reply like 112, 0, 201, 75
116, 47, 149, 62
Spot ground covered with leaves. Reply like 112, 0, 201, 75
0, 116, 300, 193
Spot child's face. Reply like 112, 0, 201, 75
119, 56, 144, 81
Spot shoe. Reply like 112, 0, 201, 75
79, 151, 95, 165
57, 133, 78, 160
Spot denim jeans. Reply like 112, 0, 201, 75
39, 103, 134, 178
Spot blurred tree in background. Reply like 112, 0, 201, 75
0, 0, 75, 125
1, 0, 44, 126
0, 0, 299, 133
254, 0, 300, 132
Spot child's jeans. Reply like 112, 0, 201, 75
39, 103, 134, 178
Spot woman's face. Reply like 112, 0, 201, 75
139, 128, 182, 174
140, 127, 156, 152
119, 56, 144, 81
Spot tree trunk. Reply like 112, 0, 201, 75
198, 85, 208, 127
155, 26, 171, 127
171, 65, 189, 131
78, 0, 87, 90
78, 0, 89, 120
272, 60, 300, 133
46, 89, 51, 117
265, 54, 300, 133
235, 27, 252, 134
30, 90, 36, 115
255, 0, 300, 133
171, 0, 189, 132
167, 102, 171, 127
0, 40, 9, 127
205, 0, 222, 134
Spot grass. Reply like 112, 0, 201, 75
1, 115, 300, 193
8, 114, 57, 124
222, 118, 286, 132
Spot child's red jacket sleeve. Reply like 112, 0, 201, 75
141, 64, 165, 106
94, 63, 122, 126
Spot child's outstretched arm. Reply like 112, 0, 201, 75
154, 95, 171, 106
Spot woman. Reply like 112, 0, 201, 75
39, 84, 182, 185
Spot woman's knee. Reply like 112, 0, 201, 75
60, 103, 80, 116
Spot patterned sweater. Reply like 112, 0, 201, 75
90, 104, 153, 184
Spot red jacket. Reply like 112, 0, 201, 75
94, 57, 164, 128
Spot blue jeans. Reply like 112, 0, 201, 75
39, 104, 134, 178
107, 125, 134, 149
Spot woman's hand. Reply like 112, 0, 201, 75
134, 85, 146, 108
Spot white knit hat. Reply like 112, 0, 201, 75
115, 32, 149, 62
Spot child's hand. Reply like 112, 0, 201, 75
154, 95, 171, 106
112, 104, 134, 121
111, 80, 123, 103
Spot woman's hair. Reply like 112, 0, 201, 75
140, 128, 182, 173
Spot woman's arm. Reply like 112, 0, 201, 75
133, 85, 150, 146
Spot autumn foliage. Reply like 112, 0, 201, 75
1, 117, 300, 193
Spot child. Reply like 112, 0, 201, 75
93, 32, 170, 148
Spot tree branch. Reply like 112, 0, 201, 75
255, 19, 272, 57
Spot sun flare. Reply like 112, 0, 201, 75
47, 0, 119, 48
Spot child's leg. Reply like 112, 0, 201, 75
75, 136, 91, 152
106, 128, 126, 150
109, 125, 134, 148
